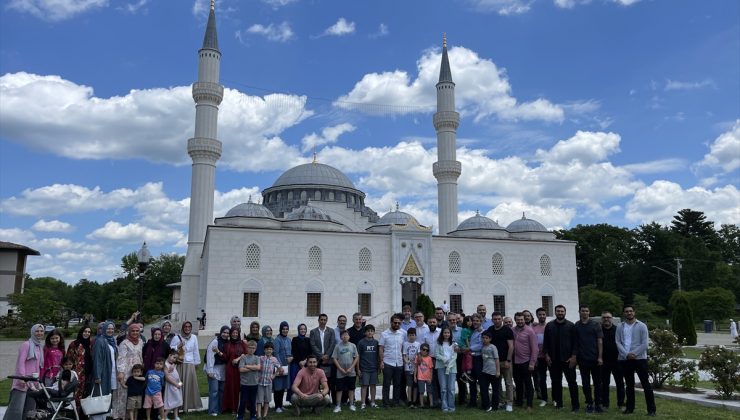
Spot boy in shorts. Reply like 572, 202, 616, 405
332, 330, 359, 412
257, 342, 280, 420
357, 324, 379, 409
124, 363, 146, 420
415, 344, 434, 408
402, 328, 421, 407
144, 359, 166, 420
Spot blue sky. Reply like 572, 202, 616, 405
1, 0, 738, 284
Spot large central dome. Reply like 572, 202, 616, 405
272, 162, 355, 189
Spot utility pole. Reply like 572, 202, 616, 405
675, 258, 683, 292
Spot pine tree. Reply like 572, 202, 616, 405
671, 294, 697, 346
415, 294, 436, 320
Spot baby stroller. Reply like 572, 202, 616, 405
8, 374, 80, 420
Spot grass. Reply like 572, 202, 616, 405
682, 347, 706, 360
0, 379, 9, 406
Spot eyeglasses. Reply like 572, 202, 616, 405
602, 316, 612, 319
421, 349, 429, 352
391, 321, 401, 325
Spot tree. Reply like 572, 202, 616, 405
415, 294, 435, 320
630, 294, 665, 328
691, 288, 736, 323
578, 285, 623, 316
8, 288, 66, 325
671, 209, 718, 248
671, 294, 697, 345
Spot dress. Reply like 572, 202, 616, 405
164, 361, 183, 410
222, 339, 247, 412
170, 334, 202, 411
66, 340, 91, 415
112, 338, 143, 419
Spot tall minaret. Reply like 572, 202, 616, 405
181, 0, 223, 321
433, 35, 461, 235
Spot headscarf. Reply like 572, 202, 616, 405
230, 315, 241, 325
180, 321, 193, 341
161, 320, 172, 331
126, 324, 141, 346
97, 321, 105, 336
296, 323, 308, 339
217, 325, 230, 355
101, 321, 117, 348
75, 326, 93, 373
245, 321, 261, 341
278, 321, 290, 337
143, 327, 164, 370
261, 325, 274, 344
28, 324, 44, 366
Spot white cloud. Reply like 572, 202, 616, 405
696, 120, 740, 174
301, 123, 356, 152
87, 221, 185, 245
469, 0, 533, 15
485, 201, 577, 230
119, 0, 146, 13
554, 0, 591, 9
323, 18, 355, 36
369, 23, 389, 38
7, 0, 107, 21
535, 131, 620, 165
613, 0, 641, 5
0, 227, 36, 245
261, 0, 297, 8
626, 181, 740, 226
31, 219, 75, 233
664, 79, 716, 91
245, 22, 294, 42
335, 46, 564, 123
0, 72, 311, 171
621, 159, 685, 174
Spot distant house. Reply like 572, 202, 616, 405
0, 241, 40, 316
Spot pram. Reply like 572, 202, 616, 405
7, 374, 80, 420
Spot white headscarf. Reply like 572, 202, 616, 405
28, 324, 44, 367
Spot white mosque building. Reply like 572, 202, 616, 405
176, 4, 578, 334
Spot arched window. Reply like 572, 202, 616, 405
449, 251, 461, 274
300, 190, 307, 201
287, 191, 293, 200
308, 246, 322, 271
359, 247, 372, 272
328, 191, 335, 201
314, 190, 321, 200
492, 252, 504, 276
540, 254, 552, 276
245, 243, 260, 269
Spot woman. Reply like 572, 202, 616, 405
161, 320, 176, 345
142, 327, 169, 372
222, 327, 246, 413
42, 329, 65, 386
112, 322, 143, 419
205, 326, 230, 415
170, 320, 202, 412
272, 321, 293, 412
3, 324, 44, 420
245, 320, 261, 342
90, 321, 118, 420
288, 323, 311, 402
435, 326, 458, 412
66, 325, 93, 416
255, 325, 273, 356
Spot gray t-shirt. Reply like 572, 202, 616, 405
331, 342, 358, 378
239, 354, 260, 386
482, 344, 499, 375
357, 338, 379, 372
575, 319, 604, 361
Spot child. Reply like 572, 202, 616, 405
43, 329, 65, 386
331, 330, 358, 413
144, 358, 166, 420
163, 351, 183, 420
414, 344, 433, 408
123, 363, 146, 420
357, 324, 379, 409
51, 357, 78, 396
402, 328, 421, 407
459, 316, 473, 383
237, 340, 261, 420
480, 332, 501, 412
257, 342, 280, 420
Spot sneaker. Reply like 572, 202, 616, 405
370, 403, 379, 408
333, 405, 342, 413
506, 404, 513, 412
360, 404, 366, 410
275, 407, 284, 413
349, 404, 356, 412
486, 406, 493, 412
539, 400, 548, 407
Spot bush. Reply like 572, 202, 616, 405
671, 294, 697, 345
415, 294, 435, 320
698, 346, 740, 399
579, 285, 624, 316
648, 328, 695, 389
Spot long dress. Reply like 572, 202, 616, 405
111, 339, 143, 419
222, 339, 247, 413
66, 341, 90, 418
164, 360, 183, 410
170, 334, 202, 412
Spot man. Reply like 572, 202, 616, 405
543, 305, 580, 412
522, 310, 534, 326
400, 305, 414, 332
413, 312, 430, 337
379, 313, 407, 407
574, 304, 604, 413
467, 314, 485, 409
512, 312, 538, 412
601, 310, 625, 412
347, 312, 366, 345
503, 316, 514, 329
486, 311, 514, 412
478, 305, 493, 329
309, 313, 336, 380
290, 355, 331, 416
434, 307, 449, 329
616, 304, 656, 416
424, 317, 441, 405
531, 307, 549, 407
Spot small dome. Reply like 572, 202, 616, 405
273, 162, 355, 189
375, 203, 419, 226
457, 211, 504, 231
285, 201, 332, 221
225, 197, 274, 218
506, 212, 548, 232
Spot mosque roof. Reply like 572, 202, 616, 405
374, 203, 420, 226
201, 2, 219, 51
506, 213, 548, 233
272, 162, 356, 190
456, 211, 504, 231
224, 197, 274, 218
285, 201, 333, 221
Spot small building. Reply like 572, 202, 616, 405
0, 241, 40, 315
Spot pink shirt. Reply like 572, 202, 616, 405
43, 347, 64, 380
531, 323, 546, 358
13, 341, 42, 391
512, 325, 538, 365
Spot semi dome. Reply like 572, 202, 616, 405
375, 203, 419, 226
225, 197, 274, 218
273, 162, 355, 189
457, 211, 504, 231
506, 213, 548, 232
285, 201, 332, 221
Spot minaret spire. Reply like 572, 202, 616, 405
433, 34, 461, 235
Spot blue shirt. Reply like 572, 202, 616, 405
469, 328, 484, 354
145, 370, 165, 396
451, 326, 462, 344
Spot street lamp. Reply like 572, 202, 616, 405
136, 242, 152, 320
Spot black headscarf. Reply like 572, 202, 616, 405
74, 326, 93, 375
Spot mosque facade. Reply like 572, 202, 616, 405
178, 4, 578, 334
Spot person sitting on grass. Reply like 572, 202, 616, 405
290, 355, 331, 416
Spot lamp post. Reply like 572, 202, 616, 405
136, 242, 152, 321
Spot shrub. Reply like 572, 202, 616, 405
648, 328, 694, 389
667, 363, 699, 391
698, 346, 740, 399
671, 294, 697, 345
415, 294, 435, 320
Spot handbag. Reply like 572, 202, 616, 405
80, 383, 111, 415
176, 335, 186, 364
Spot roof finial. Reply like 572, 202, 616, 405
395, 201, 400, 212
522, 212, 526, 219
312, 145, 317, 163
248, 194, 252, 203
443, 33, 447, 48
210, 0, 215, 11
475, 209, 480, 216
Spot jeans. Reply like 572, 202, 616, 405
207, 377, 225, 415
578, 359, 602, 406
513, 362, 534, 407
621, 359, 656, 414
382, 364, 403, 406
535, 357, 548, 401
437, 368, 456, 410
549, 360, 580, 410
478, 372, 500, 410
237, 384, 257, 419
601, 359, 625, 407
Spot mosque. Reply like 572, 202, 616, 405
175, 3, 578, 334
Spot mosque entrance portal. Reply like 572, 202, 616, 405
401, 281, 421, 311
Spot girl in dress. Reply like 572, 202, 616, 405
43, 329, 65, 386
164, 350, 183, 420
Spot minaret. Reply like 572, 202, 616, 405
181, 0, 223, 321
433, 34, 461, 235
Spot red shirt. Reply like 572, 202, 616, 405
293, 367, 327, 394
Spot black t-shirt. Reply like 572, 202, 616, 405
601, 325, 618, 362
574, 319, 603, 361
486, 325, 513, 361
348, 326, 366, 346
126, 376, 146, 397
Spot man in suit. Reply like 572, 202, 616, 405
309, 313, 336, 403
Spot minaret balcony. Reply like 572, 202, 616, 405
192, 82, 224, 104
433, 111, 460, 130
188, 137, 222, 162
433, 160, 462, 180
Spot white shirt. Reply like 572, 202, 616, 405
108, 343, 118, 390
424, 329, 441, 358
170, 335, 200, 365
204, 338, 225, 381
622, 321, 635, 352
379, 328, 407, 367
318, 327, 326, 354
